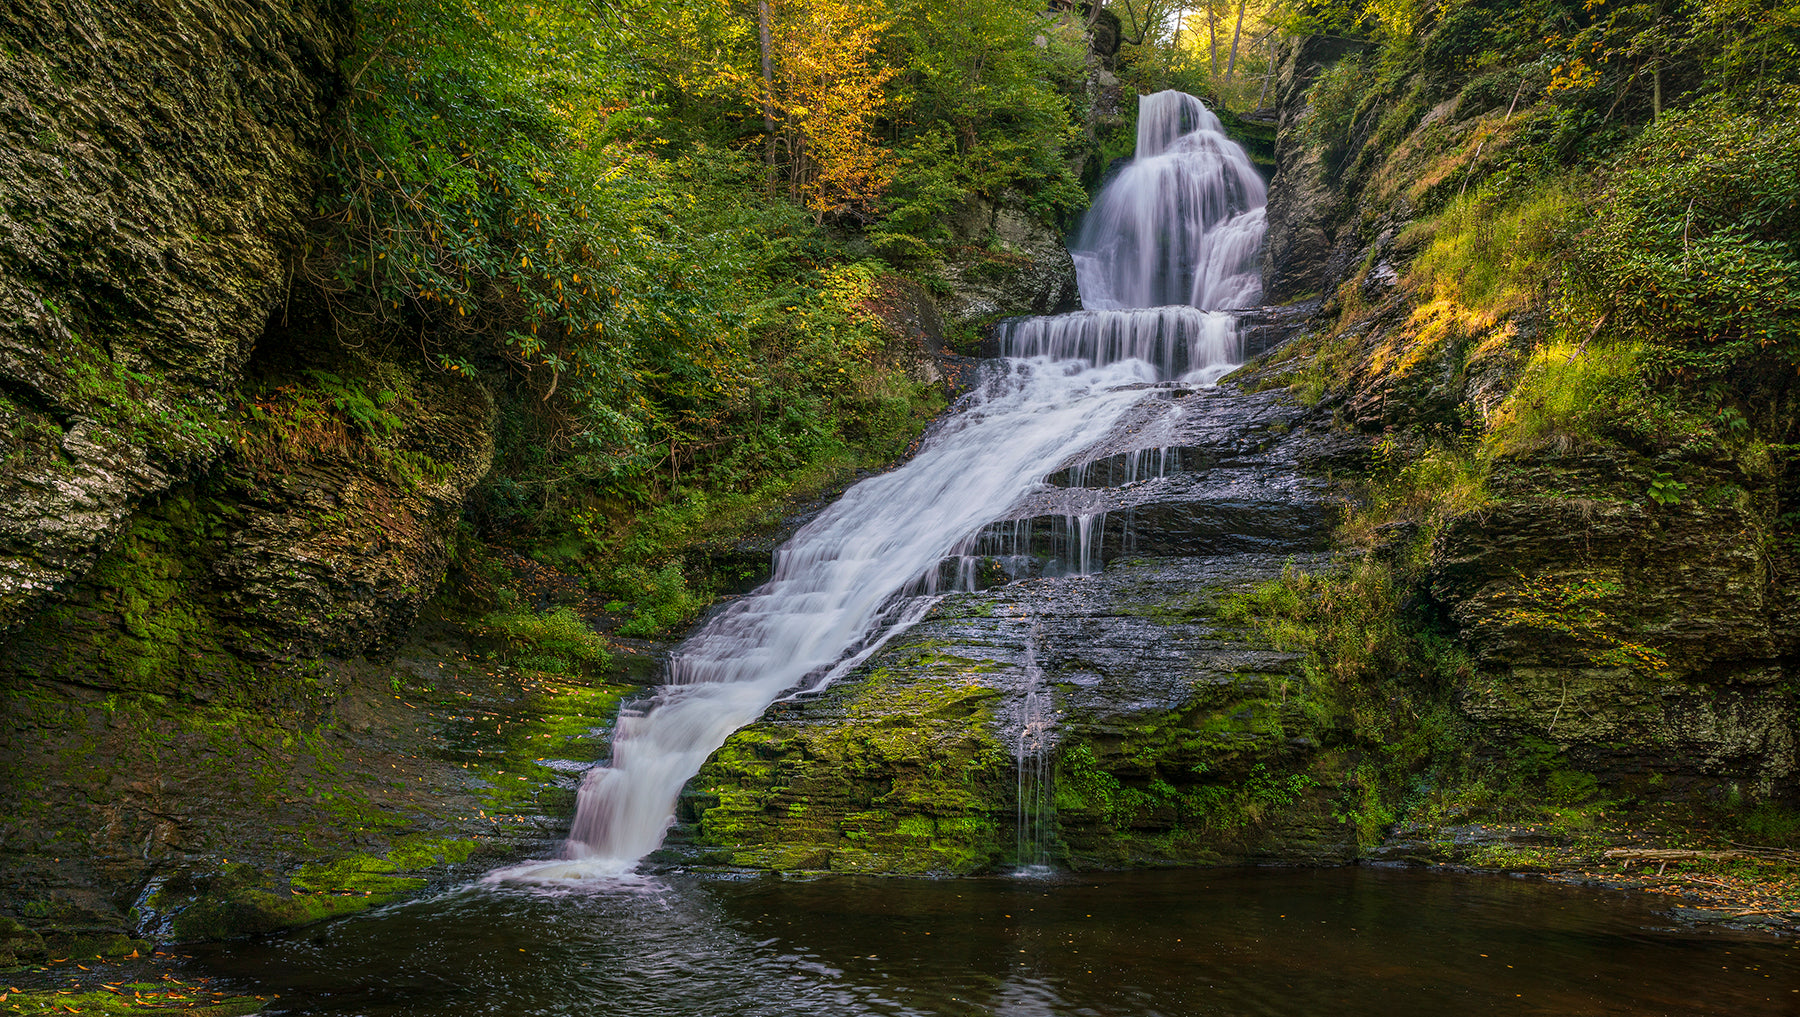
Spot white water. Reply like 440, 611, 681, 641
1012, 622, 1053, 872
1067, 90, 1267, 311
515, 89, 1268, 877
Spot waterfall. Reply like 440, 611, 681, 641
998, 307, 1240, 383
557, 359, 1165, 871
1066, 90, 1267, 312
524, 90, 1266, 878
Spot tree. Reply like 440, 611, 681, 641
752, 0, 899, 221
1113, 0, 1182, 45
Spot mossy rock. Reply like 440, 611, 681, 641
0, 916, 47, 965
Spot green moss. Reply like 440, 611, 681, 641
0, 489, 264, 701
689, 660, 1010, 874
1052, 683, 1335, 867
39, 331, 228, 456
0, 987, 264, 1016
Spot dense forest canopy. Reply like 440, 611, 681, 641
300, 0, 1800, 632
297, 0, 1108, 625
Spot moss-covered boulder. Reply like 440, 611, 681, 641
683, 649, 1011, 874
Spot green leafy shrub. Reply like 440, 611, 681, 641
1567, 88, 1800, 378
1302, 51, 1372, 159
474, 599, 613, 674
605, 559, 707, 637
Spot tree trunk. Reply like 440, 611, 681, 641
1225, 0, 1248, 81
758, 1, 777, 173
1651, 0, 1663, 121
1257, 33, 1275, 108
1652, 47, 1662, 121
1208, 2, 1220, 77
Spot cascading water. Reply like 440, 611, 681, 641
526, 89, 1266, 877
1068, 90, 1267, 312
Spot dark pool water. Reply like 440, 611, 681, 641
188, 866, 1800, 1016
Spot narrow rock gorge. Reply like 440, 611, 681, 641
3, 0, 1798, 971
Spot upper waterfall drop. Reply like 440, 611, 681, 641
1068, 90, 1267, 314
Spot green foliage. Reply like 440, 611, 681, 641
1342, 435, 1490, 559
1221, 559, 1474, 771
1505, 735, 1605, 807
884, 0, 1091, 229
1301, 50, 1371, 156
1332, 762, 1398, 847
1412, 180, 1578, 313
237, 360, 453, 488
605, 559, 707, 636
1498, 571, 1669, 673
472, 597, 613, 674
1566, 88, 1800, 378
1735, 801, 1800, 846
1646, 471, 1688, 505
316, 0, 977, 600
1484, 341, 1662, 456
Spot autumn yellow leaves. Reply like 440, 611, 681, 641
746, 0, 898, 222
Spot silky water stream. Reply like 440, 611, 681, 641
185, 92, 1800, 1013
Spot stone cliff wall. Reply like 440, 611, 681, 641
0, 1, 511, 949
1249, 33, 1800, 802
0, 0, 351, 628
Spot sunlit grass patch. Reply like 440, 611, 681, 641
1409, 178, 1578, 321
1341, 440, 1490, 553
1482, 340, 1649, 457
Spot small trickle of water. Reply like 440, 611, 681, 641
1013, 623, 1054, 872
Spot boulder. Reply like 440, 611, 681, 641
933, 194, 1081, 328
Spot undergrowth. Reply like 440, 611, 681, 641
471, 595, 613, 674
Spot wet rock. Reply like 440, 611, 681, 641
0, 357, 496, 690
933, 193, 1081, 327
1259, 36, 1370, 303
679, 382, 1361, 873
0, 916, 47, 965
1429, 453, 1799, 791
0, 0, 349, 628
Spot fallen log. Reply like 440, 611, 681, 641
1603, 848, 1752, 863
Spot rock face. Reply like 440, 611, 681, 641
1258, 35, 1369, 303
933, 194, 1082, 328
0, 1, 511, 946
674, 385, 1363, 873
1431, 454, 1799, 794
1243, 30, 1800, 805
0, 0, 349, 628
0, 352, 496, 697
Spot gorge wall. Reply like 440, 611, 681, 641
1, 0, 1795, 958
1251, 34, 1799, 802
0, 0, 522, 954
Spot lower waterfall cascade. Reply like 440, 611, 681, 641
535, 89, 1270, 875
